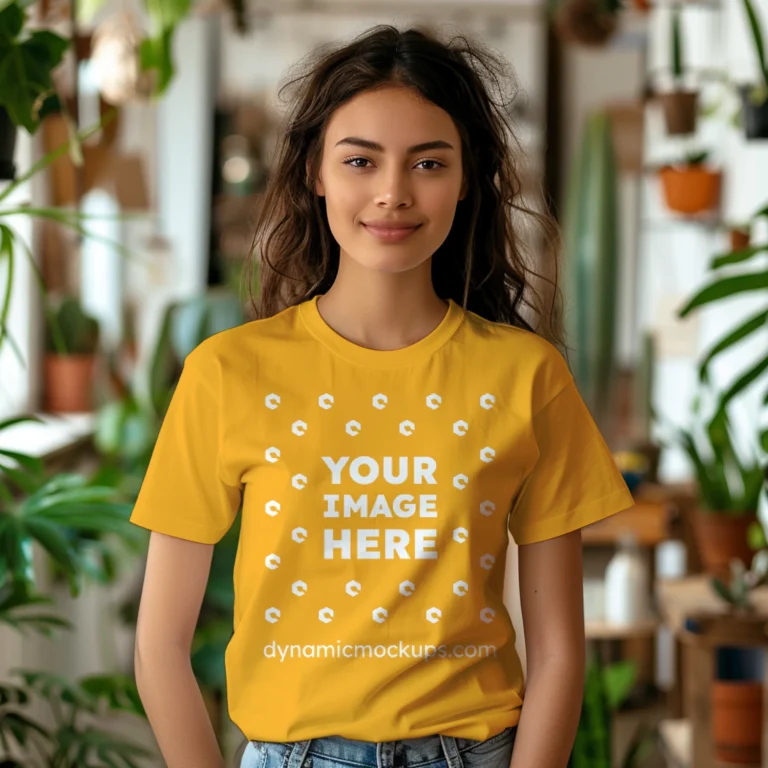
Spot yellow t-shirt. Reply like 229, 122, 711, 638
129, 294, 635, 742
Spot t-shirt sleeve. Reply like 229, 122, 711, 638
129, 344, 242, 544
507, 377, 635, 545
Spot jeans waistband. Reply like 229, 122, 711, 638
245, 725, 517, 768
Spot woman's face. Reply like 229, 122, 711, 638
315, 85, 466, 274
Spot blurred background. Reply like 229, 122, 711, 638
1, 0, 768, 765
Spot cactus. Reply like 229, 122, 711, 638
562, 110, 620, 433
46, 296, 100, 355
711, 549, 768, 611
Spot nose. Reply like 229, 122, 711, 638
374, 166, 413, 208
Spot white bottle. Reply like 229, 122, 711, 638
604, 532, 650, 625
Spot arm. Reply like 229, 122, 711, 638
134, 531, 224, 768
509, 529, 586, 768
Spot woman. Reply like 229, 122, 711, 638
130, 24, 635, 768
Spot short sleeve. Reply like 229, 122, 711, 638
507, 379, 635, 545
129, 346, 242, 544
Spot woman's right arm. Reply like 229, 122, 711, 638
134, 531, 225, 768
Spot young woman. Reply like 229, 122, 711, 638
130, 24, 635, 768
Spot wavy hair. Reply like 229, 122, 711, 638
244, 23, 565, 350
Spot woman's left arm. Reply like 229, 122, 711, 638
509, 529, 586, 768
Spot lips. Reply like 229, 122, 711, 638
362, 223, 422, 242
363, 220, 421, 242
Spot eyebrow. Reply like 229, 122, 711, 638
334, 137, 455, 153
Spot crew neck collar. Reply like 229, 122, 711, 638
298, 294, 465, 369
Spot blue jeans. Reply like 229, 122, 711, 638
239, 725, 518, 767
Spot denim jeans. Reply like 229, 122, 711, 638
239, 725, 517, 768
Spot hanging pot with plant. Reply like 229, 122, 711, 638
738, 0, 768, 139
658, 149, 721, 215
656, 6, 699, 135
552, 0, 621, 47
43, 295, 101, 413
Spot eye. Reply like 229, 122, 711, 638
343, 156, 372, 169
415, 159, 446, 171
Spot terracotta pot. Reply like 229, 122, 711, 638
43, 354, 96, 413
712, 681, 763, 764
693, 510, 758, 579
658, 90, 699, 135
729, 228, 751, 251
658, 166, 721, 215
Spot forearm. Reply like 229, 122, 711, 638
134, 642, 224, 768
509, 659, 584, 768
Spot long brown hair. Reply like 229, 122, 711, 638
244, 24, 565, 350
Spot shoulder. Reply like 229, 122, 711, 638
461, 308, 573, 412
183, 303, 299, 381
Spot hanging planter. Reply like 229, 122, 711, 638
659, 91, 699, 135
658, 150, 721, 215
738, 0, 768, 139
0, 106, 16, 181
739, 84, 768, 139
553, 0, 620, 47
656, 7, 700, 136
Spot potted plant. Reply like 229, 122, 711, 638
738, 0, 768, 139
677, 198, 768, 460
0, 415, 153, 763
550, 0, 621, 47
657, 6, 699, 136
706, 550, 768, 764
673, 403, 765, 579
658, 148, 721, 215
726, 219, 752, 251
567, 656, 657, 768
43, 295, 101, 413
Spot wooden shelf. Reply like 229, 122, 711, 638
586, 617, 660, 640
659, 718, 762, 768
581, 499, 673, 545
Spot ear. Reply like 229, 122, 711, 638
309, 161, 325, 196
459, 175, 468, 201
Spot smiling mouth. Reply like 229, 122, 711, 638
362, 223, 422, 241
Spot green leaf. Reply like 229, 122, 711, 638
678, 271, 768, 317
713, 354, 768, 424
0, 24, 70, 133
672, 6, 683, 81
742, 0, 768, 90
711, 243, 768, 269
603, 660, 637, 710
0, 1, 23, 40
696, 308, 768, 384
75, 0, 108, 24
140, 0, 192, 95
0, 224, 14, 352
